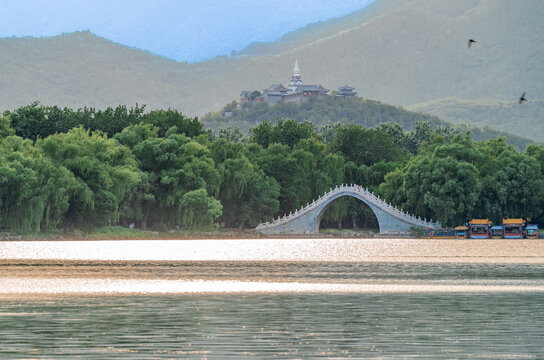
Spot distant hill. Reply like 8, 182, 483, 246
202, 97, 535, 150
0, 31, 195, 110
203, 96, 446, 132
408, 98, 544, 142
0, 0, 542, 125
238, 0, 404, 57
0, 1, 374, 62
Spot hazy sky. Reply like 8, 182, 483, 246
0, 0, 375, 62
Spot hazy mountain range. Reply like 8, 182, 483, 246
0, 0, 373, 62
0, 0, 542, 138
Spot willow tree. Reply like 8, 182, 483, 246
0, 136, 80, 233
38, 127, 140, 229
381, 135, 483, 227
179, 188, 223, 229
209, 138, 279, 228
126, 131, 220, 229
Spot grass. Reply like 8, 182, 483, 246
85, 226, 152, 239
319, 228, 379, 236
1, 225, 262, 241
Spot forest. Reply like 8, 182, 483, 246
2, 102, 544, 234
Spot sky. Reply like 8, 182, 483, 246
0, 0, 375, 63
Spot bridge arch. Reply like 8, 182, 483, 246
314, 191, 383, 233
255, 184, 440, 235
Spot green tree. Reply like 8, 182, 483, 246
179, 189, 223, 229
492, 149, 544, 220
0, 116, 14, 138
142, 109, 204, 138
38, 127, 140, 229
251, 137, 345, 221
381, 135, 483, 226
210, 139, 279, 228
249, 119, 318, 148
248, 120, 274, 148
331, 124, 405, 166
217, 127, 247, 143
84, 104, 145, 137
0, 136, 80, 233
128, 132, 220, 228
4, 102, 146, 140
4, 102, 50, 141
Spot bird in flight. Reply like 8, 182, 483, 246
468, 39, 477, 48
519, 92, 527, 104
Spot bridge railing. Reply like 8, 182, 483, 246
256, 184, 441, 230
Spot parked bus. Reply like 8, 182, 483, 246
469, 219, 492, 239
503, 219, 525, 239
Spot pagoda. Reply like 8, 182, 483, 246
240, 60, 330, 105
289, 59, 303, 88
336, 85, 357, 98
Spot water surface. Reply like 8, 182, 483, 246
1, 238, 543, 358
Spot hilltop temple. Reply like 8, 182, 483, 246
240, 60, 356, 105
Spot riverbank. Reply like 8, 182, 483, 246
0, 226, 404, 241
0, 226, 261, 241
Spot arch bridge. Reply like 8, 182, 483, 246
255, 184, 441, 235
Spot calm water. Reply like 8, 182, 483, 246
1, 238, 544, 358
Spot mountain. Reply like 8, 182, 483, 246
0, 0, 542, 134
0, 1, 374, 63
408, 98, 544, 142
238, 0, 404, 57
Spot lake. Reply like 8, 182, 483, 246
1, 238, 544, 358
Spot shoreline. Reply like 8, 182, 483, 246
0, 228, 393, 241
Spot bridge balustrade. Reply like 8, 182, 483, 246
256, 184, 441, 233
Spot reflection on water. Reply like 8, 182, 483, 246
1, 239, 544, 358
2, 261, 544, 296
1, 238, 544, 262
1, 293, 544, 358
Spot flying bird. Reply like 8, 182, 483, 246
519, 92, 527, 104
468, 39, 477, 48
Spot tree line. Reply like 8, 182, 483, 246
202, 96, 535, 150
1, 102, 544, 234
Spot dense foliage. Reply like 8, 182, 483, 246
203, 97, 446, 133
2, 103, 544, 234
203, 97, 535, 150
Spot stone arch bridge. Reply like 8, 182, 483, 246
255, 184, 441, 235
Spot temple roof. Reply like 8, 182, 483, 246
503, 218, 525, 224
264, 91, 285, 96
296, 85, 328, 92
470, 219, 491, 224
265, 84, 285, 91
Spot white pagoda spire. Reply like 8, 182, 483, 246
289, 59, 303, 87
